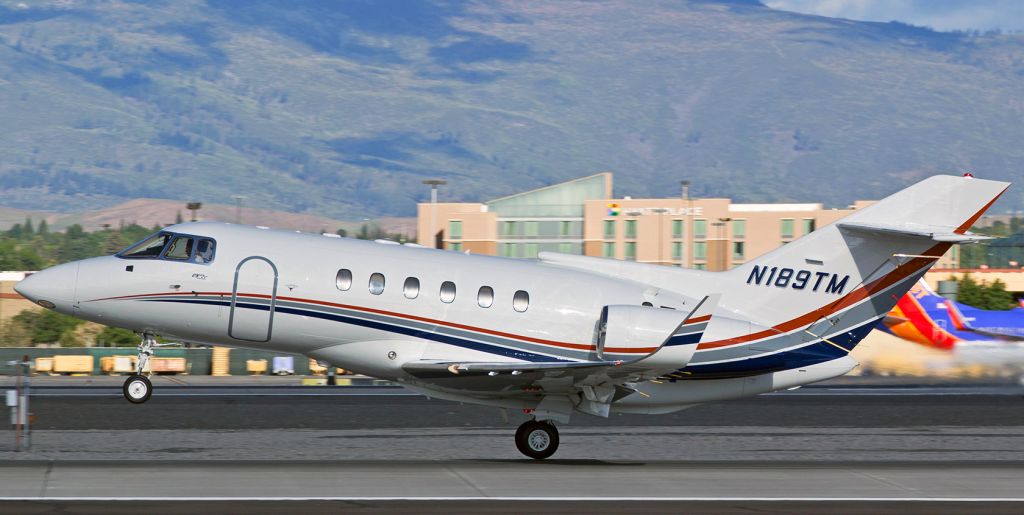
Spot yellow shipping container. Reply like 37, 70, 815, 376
101, 355, 136, 375
35, 357, 54, 373
151, 357, 187, 374
212, 347, 231, 376
53, 355, 94, 374
247, 359, 268, 375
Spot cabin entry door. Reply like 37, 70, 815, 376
228, 256, 278, 342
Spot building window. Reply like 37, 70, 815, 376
672, 242, 683, 261
693, 263, 707, 270
558, 242, 572, 253
733, 241, 745, 261
693, 241, 707, 259
403, 277, 420, 299
502, 221, 517, 236
732, 219, 746, 239
694, 219, 707, 239
780, 219, 795, 239
524, 243, 539, 258
477, 286, 494, 308
513, 290, 530, 312
624, 242, 636, 260
672, 219, 683, 239
560, 221, 572, 237
440, 281, 456, 303
449, 220, 462, 240
603, 242, 615, 258
368, 273, 385, 295
449, 242, 463, 252
525, 221, 539, 237
500, 243, 515, 257
625, 219, 637, 239
336, 269, 352, 291
802, 218, 816, 234
603, 220, 616, 239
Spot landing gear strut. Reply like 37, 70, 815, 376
515, 419, 559, 459
123, 333, 156, 404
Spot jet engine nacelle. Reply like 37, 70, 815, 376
597, 305, 689, 361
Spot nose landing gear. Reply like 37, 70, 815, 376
123, 333, 156, 404
515, 419, 560, 460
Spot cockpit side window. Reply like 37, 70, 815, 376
163, 237, 195, 261
119, 232, 171, 259
194, 239, 216, 264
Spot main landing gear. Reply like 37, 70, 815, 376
123, 333, 156, 404
515, 419, 560, 460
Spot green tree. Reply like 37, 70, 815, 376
956, 274, 985, 308
983, 279, 1014, 310
36, 219, 48, 235
13, 309, 84, 344
96, 326, 138, 346
16, 247, 44, 270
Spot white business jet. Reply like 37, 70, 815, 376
15, 175, 1008, 458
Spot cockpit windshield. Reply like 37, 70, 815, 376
120, 233, 171, 258
117, 231, 216, 264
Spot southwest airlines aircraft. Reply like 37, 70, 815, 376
14, 175, 1008, 459
882, 279, 1024, 349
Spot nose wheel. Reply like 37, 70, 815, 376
515, 420, 560, 459
123, 333, 156, 404
123, 374, 153, 404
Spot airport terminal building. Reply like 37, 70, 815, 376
417, 172, 960, 271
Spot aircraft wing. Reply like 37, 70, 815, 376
400, 295, 720, 407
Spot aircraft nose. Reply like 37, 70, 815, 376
14, 262, 79, 310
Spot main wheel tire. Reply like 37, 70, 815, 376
123, 374, 153, 404
515, 420, 559, 460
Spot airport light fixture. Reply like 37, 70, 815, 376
423, 180, 447, 249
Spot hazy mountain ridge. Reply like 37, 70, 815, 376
0, 0, 1021, 218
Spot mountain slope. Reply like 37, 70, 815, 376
0, 0, 1021, 217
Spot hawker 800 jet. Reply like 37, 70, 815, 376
15, 175, 1008, 459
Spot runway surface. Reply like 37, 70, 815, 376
1, 384, 1023, 512
1, 461, 1023, 514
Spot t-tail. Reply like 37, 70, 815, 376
706, 175, 1009, 352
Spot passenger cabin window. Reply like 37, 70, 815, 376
440, 281, 456, 303
368, 273, 386, 295
118, 231, 216, 264
404, 277, 420, 299
477, 286, 494, 308
513, 290, 530, 312
163, 236, 194, 260
336, 269, 353, 291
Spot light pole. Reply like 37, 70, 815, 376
186, 202, 202, 222
714, 217, 732, 271
422, 179, 447, 248
651, 207, 669, 265
232, 195, 246, 224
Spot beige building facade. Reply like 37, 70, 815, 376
418, 173, 960, 271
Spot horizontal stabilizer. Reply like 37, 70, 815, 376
838, 221, 993, 243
